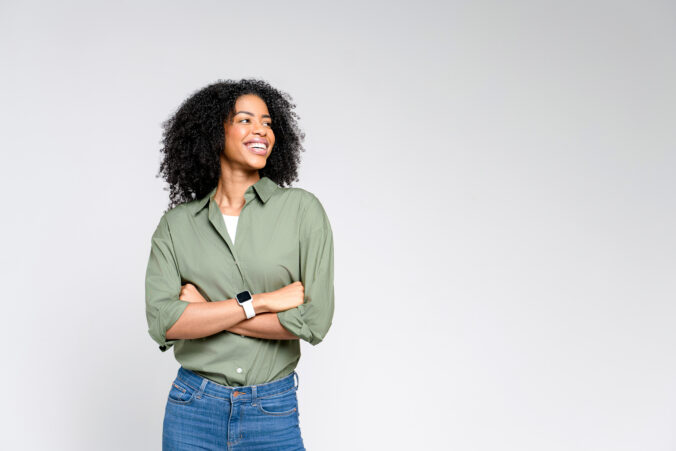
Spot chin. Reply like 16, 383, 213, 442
247, 159, 268, 170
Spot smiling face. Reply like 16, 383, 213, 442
223, 94, 275, 170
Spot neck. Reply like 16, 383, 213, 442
214, 167, 259, 209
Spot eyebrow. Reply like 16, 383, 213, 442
234, 111, 271, 119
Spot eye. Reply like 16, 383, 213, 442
237, 118, 272, 127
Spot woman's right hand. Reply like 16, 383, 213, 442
261, 281, 305, 313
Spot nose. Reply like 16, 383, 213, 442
253, 121, 267, 135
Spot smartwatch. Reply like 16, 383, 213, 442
236, 290, 256, 319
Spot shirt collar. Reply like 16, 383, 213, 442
192, 176, 278, 215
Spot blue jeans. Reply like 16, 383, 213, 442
163, 367, 306, 450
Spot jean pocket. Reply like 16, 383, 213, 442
256, 387, 298, 416
167, 378, 195, 405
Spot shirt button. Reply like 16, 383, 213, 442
236, 367, 243, 374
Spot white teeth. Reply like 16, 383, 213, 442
247, 142, 266, 150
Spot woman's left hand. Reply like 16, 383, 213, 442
180, 283, 208, 303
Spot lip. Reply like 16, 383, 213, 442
244, 137, 269, 156
244, 138, 269, 145
248, 146, 267, 156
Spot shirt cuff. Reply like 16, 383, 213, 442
276, 306, 317, 345
155, 300, 189, 352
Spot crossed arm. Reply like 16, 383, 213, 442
228, 313, 297, 340
177, 283, 299, 341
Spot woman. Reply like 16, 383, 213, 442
145, 79, 335, 450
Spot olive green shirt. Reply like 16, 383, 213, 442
144, 176, 335, 386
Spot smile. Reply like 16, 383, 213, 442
246, 142, 267, 155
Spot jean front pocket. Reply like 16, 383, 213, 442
167, 378, 196, 405
256, 387, 298, 416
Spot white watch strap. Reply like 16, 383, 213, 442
241, 300, 255, 319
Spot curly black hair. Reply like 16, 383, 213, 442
157, 78, 306, 210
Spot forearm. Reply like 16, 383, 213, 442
166, 294, 268, 340
227, 312, 299, 340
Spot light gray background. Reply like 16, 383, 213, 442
1, 1, 674, 450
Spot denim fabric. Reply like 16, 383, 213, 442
163, 366, 305, 450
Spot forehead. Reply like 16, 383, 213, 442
234, 94, 269, 113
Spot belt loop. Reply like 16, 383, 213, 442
195, 378, 209, 399
294, 371, 299, 389
251, 385, 258, 406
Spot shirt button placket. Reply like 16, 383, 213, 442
234, 259, 246, 288
231, 195, 256, 292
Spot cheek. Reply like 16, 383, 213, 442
225, 127, 246, 146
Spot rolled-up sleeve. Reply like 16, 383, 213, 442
145, 214, 189, 352
277, 195, 335, 346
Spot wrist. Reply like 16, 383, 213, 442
252, 293, 270, 314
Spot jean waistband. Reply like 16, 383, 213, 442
175, 366, 298, 402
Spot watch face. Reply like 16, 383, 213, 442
236, 291, 252, 303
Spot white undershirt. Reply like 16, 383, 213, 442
222, 214, 239, 244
